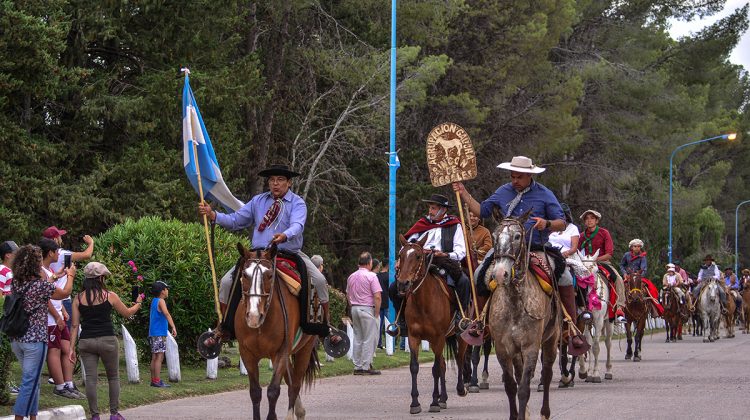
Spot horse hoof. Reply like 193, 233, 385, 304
479, 382, 489, 389
537, 383, 544, 392
578, 372, 588, 380
410, 406, 421, 415
439, 402, 447, 409
584, 376, 593, 383
429, 405, 441, 413
605, 373, 613, 380
468, 385, 480, 393
558, 381, 574, 389
633, 356, 641, 362
457, 388, 468, 397
703, 338, 710, 343
625, 354, 632, 360
592, 376, 602, 383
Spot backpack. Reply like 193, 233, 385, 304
0, 293, 29, 338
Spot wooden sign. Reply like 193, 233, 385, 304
426, 122, 477, 186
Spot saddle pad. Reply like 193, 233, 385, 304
276, 257, 301, 283
531, 269, 553, 295
529, 252, 554, 282
277, 270, 301, 296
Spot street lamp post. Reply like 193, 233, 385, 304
735, 200, 750, 273
668, 133, 737, 263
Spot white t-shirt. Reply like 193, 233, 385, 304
548, 223, 580, 254
50, 249, 73, 302
44, 266, 68, 326
665, 273, 679, 286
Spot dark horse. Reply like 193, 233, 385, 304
465, 294, 493, 393
489, 213, 560, 420
623, 271, 648, 361
235, 244, 319, 420
396, 234, 468, 415
661, 286, 684, 343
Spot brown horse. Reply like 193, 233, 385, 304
488, 213, 559, 420
235, 244, 319, 420
723, 287, 737, 338
624, 271, 648, 361
661, 287, 683, 343
396, 234, 468, 415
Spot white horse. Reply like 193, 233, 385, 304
698, 279, 722, 342
571, 250, 614, 383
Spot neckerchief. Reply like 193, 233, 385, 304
629, 251, 646, 260
505, 182, 532, 217
580, 226, 600, 255
404, 215, 460, 238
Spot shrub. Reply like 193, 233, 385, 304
88, 217, 247, 365
328, 287, 347, 330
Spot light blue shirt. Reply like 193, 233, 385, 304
480, 180, 564, 246
215, 189, 307, 252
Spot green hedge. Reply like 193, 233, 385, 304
87, 216, 347, 365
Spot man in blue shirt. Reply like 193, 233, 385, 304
453, 156, 586, 351
198, 164, 332, 330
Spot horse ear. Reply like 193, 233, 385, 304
518, 208, 533, 224
268, 242, 278, 259
417, 234, 429, 248
237, 242, 248, 258
399, 234, 408, 246
492, 207, 503, 222
592, 249, 600, 260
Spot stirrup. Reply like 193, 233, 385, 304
456, 316, 472, 334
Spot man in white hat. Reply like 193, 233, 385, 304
453, 156, 588, 352
577, 209, 627, 321
662, 263, 688, 308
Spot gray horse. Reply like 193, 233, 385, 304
697, 279, 722, 342
488, 212, 560, 420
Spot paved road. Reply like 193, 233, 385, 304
123, 328, 749, 419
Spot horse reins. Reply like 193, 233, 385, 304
241, 254, 277, 328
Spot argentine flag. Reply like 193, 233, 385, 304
182, 73, 244, 211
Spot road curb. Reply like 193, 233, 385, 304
0, 405, 85, 420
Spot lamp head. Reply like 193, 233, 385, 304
727, 133, 737, 141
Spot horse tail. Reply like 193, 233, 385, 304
445, 334, 458, 365
303, 339, 320, 391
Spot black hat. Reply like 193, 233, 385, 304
421, 193, 453, 208
150, 281, 170, 297
258, 164, 301, 179
0, 241, 18, 259
703, 254, 714, 262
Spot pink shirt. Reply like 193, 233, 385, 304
346, 267, 382, 306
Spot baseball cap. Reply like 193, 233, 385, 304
42, 226, 67, 239
0, 241, 19, 258
150, 281, 170, 296
83, 262, 112, 278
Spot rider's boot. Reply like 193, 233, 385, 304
453, 274, 472, 332
322, 302, 342, 343
558, 285, 585, 349
719, 287, 728, 315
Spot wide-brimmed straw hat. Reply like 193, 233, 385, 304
258, 164, 301, 179
421, 193, 454, 208
579, 209, 602, 220
496, 156, 546, 174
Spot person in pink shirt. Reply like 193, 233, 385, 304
346, 252, 382, 375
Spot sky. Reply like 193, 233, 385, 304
668, 0, 750, 70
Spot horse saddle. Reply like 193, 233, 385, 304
276, 256, 302, 296
529, 252, 554, 295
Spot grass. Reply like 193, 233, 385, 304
0, 340, 434, 416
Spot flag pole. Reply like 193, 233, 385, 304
184, 70, 222, 323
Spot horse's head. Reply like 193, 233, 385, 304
576, 249, 600, 274
492, 209, 532, 285
237, 242, 277, 329
396, 234, 428, 295
625, 269, 644, 299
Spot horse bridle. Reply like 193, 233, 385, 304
493, 217, 531, 283
398, 243, 434, 295
241, 255, 278, 328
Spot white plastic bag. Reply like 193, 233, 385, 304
165, 333, 181, 382
121, 325, 140, 383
